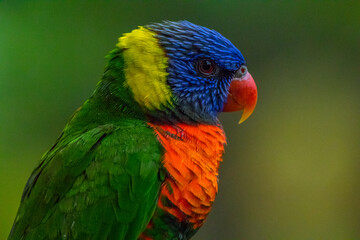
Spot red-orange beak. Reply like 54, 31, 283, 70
222, 71, 257, 124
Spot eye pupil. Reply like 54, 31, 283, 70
241, 67, 245, 73
202, 60, 212, 71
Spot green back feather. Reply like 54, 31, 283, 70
9, 50, 164, 240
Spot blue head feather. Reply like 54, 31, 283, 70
147, 21, 246, 124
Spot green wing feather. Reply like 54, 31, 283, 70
9, 49, 164, 240
9, 120, 163, 240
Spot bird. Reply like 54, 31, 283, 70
8, 20, 257, 240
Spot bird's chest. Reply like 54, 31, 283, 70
142, 123, 226, 239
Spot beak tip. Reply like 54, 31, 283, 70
238, 118, 245, 124
238, 111, 250, 124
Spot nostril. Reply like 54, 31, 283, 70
234, 65, 248, 79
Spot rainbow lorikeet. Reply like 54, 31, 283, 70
8, 21, 257, 240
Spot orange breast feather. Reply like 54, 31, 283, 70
149, 123, 226, 228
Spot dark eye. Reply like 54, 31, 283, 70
197, 58, 217, 77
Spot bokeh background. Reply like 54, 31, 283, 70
1, 1, 359, 239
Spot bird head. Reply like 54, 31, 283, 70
114, 20, 257, 124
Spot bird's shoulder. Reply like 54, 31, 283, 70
9, 119, 164, 240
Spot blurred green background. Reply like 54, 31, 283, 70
1, 1, 359, 239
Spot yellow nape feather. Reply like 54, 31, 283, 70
117, 26, 173, 110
